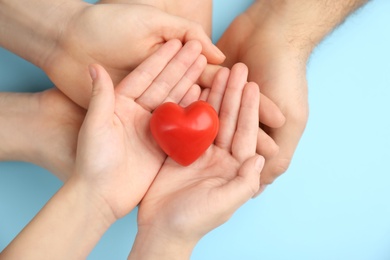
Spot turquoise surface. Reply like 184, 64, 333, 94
1, 1, 390, 259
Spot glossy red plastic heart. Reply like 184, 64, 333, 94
150, 101, 219, 166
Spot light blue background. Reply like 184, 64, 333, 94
1, 0, 390, 259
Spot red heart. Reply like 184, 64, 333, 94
150, 101, 219, 166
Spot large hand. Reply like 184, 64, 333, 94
42, 2, 224, 108
97, 0, 213, 36
74, 39, 207, 220
129, 64, 264, 259
217, 1, 309, 185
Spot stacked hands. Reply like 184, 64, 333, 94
0, 0, 367, 258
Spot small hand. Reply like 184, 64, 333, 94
43, 2, 224, 108
74, 40, 207, 220
134, 63, 264, 251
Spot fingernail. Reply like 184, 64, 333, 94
213, 44, 226, 59
255, 155, 265, 171
89, 65, 97, 81
252, 184, 268, 199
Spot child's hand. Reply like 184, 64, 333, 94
73, 39, 207, 221
129, 63, 264, 259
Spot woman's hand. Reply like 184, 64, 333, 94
43, 3, 224, 107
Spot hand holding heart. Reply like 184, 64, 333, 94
150, 101, 219, 166
73, 39, 207, 220
132, 64, 265, 255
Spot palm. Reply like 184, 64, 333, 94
75, 40, 207, 219
44, 4, 221, 108
138, 64, 263, 241
138, 146, 241, 238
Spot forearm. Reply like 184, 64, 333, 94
249, 0, 369, 58
0, 0, 85, 68
0, 90, 82, 181
0, 176, 115, 259
128, 227, 197, 260
0, 92, 40, 163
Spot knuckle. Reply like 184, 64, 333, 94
260, 158, 292, 185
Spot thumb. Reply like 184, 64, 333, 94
161, 15, 225, 65
219, 155, 264, 211
86, 64, 115, 124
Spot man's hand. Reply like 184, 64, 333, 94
217, 0, 368, 185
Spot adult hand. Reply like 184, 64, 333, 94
0, 1, 223, 108
129, 63, 264, 259
43, 2, 224, 107
217, 1, 309, 185
97, 0, 213, 36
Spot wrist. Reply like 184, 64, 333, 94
1, 173, 115, 259
0, 0, 89, 68
251, 0, 367, 57
67, 175, 117, 228
128, 226, 198, 260
0, 92, 41, 163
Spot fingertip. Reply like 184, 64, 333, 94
201, 37, 225, 64
184, 39, 202, 55
255, 154, 265, 173
198, 54, 207, 67
231, 62, 249, 76
197, 64, 223, 88
166, 38, 183, 49
89, 64, 97, 81
211, 44, 226, 62
244, 82, 261, 98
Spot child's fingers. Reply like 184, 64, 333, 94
179, 84, 202, 107
197, 64, 223, 88
205, 67, 230, 113
86, 64, 115, 125
199, 88, 210, 101
217, 155, 264, 214
163, 55, 206, 104
215, 63, 248, 152
232, 82, 260, 163
136, 40, 202, 111
115, 39, 182, 100
160, 15, 225, 64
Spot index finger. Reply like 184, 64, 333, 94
115, 39, 182, 100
